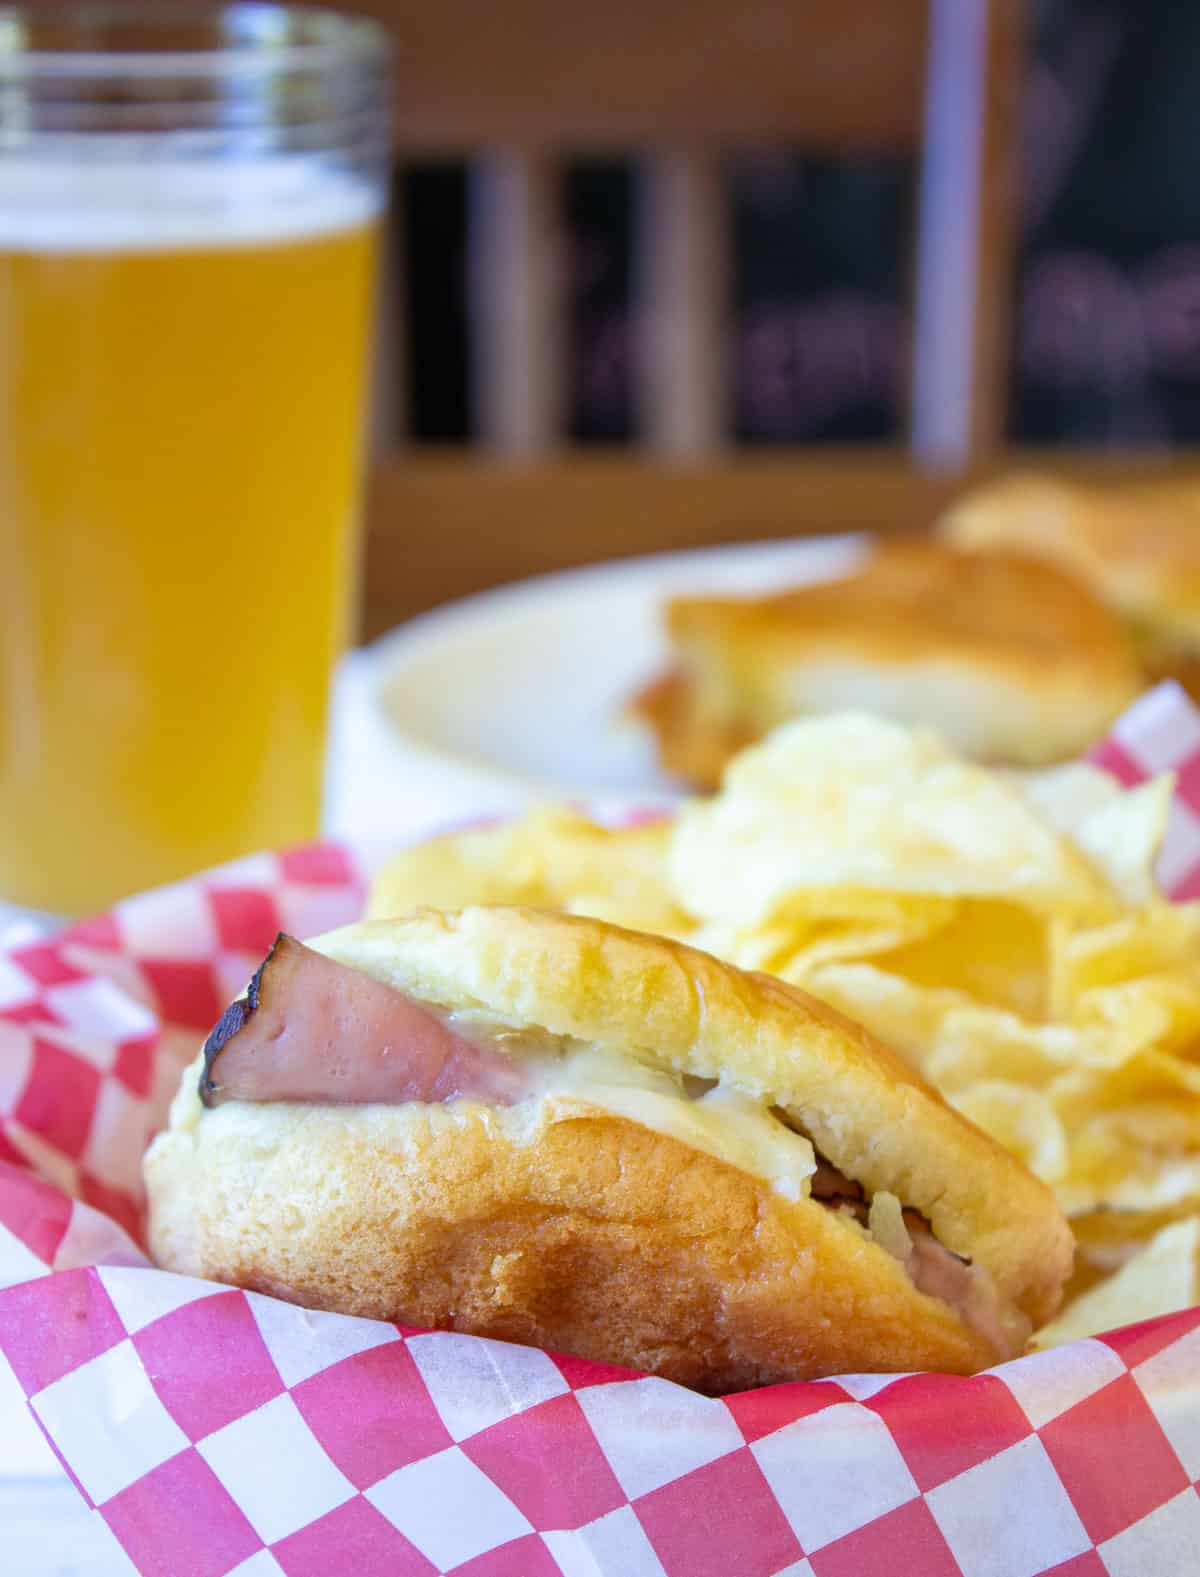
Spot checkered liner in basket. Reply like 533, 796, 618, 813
4, 688, 1200, 1577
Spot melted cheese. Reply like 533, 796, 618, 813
531, 1045, 818, 1200
176, 1030, 818, 1202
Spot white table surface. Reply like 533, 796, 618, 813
2, 1355, 139, 1575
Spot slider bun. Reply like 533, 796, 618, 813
636, 541, 1142, 785
941, 472, 1200, 650
146, 907, 1072, 1389
628, 667, 754, 792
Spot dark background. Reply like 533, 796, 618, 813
403, 0, 1200, 447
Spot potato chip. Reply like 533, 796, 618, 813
669, 714, 1116, 926
1012, 762, 1135, 831
1044, 1055, 1200, 1215
1057, 1164, 1200, 1220
1033, 1216, 1200, 1349
1013, 764, 1172, 906
1070, 976, 1200, 1062
685, 920, 811, 977
1055, 1098, 1200, 1215
947, 1081, 1069, 1183
1051, 1051, 1200, 1124
368, 806, 689, 934
770, 915, 945, 977
1070, 1202, 1200, 1276
1050, 900, 1200, 1014
793, 962, 973, 1065
696, 890, 958, 982
871, 899, 1048, 1017
926, 1010, 1084, 1091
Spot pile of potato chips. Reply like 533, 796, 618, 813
369, 714, 1200, 1342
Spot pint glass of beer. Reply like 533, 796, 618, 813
0, 6, 388, 914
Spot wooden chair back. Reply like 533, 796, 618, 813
350, 0, 1023, 628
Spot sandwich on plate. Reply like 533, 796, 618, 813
941, 471, 1200, 694
629, 539, 1141, 789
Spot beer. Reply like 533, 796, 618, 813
0, 165, 381, 912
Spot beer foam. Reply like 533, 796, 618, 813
0, 157, 381, 252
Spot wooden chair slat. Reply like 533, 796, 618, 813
467, 151, 564, 453
359, 0, 929, 152
637, 150, 729, 456
909, 0, 1020, 466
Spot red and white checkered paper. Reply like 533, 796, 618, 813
5, 687, 1200, 1577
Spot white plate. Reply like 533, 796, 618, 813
325, 536, 866, 848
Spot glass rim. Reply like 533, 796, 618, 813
0, 3, 387, 78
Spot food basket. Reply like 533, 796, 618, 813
4, 688, 1200, 1576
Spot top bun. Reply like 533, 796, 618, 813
941, 472, 1200, 652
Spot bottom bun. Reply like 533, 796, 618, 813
148, 1092, 998, 1392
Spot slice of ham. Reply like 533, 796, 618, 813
902, 1208, 974, 1308
200, 934, 531, 1108
810, 1156, 866, 1210
904, 1210, 1030, 1357
807, 1145, 1025, 1358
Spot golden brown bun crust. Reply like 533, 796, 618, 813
940, 472, 1200, 646
626, 669, 753, 791
148, 1102, 996, 1391
633, 541, 1142, 785
146, 907, 1073, 1387
669, 541, 1134, 676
